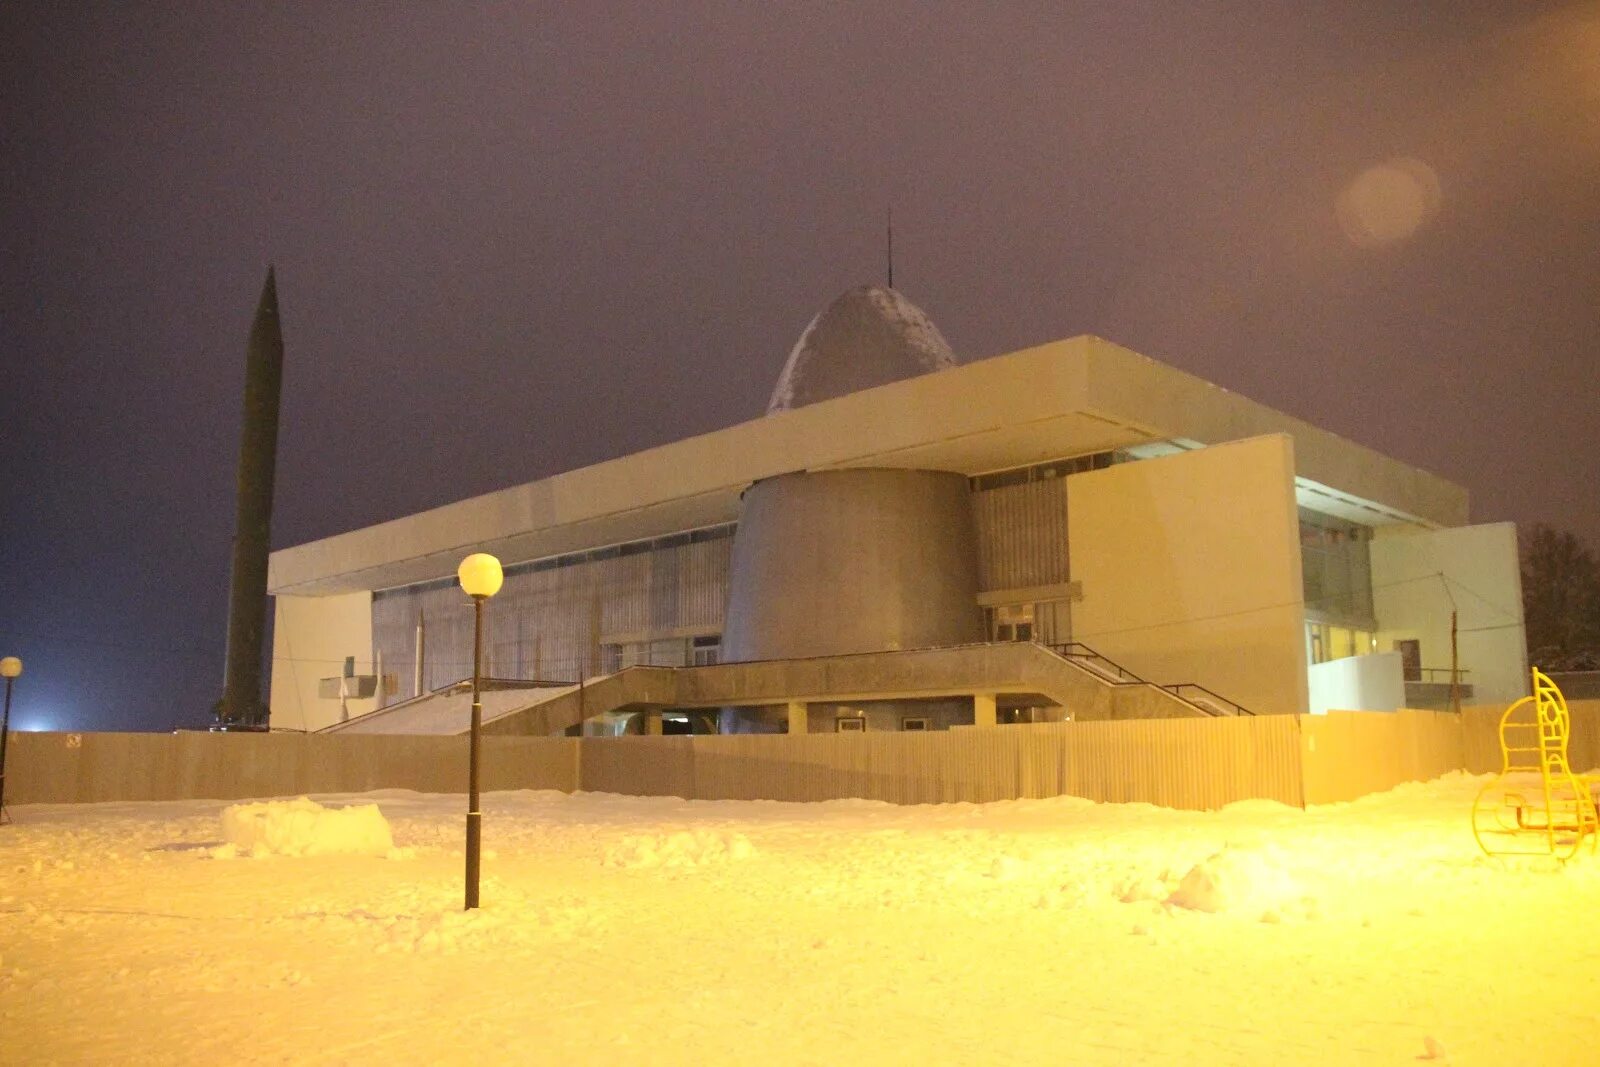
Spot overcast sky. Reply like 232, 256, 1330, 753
3, 2, 1597, 731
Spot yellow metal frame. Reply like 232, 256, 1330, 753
1472, 668, 1598, 861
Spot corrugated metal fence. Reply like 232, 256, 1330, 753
582, 715, 1306, 809
1300, 710, 1465, 805
11, 701, 1597, 810
1461, 698, 1600, 776
8, 732, 579, 805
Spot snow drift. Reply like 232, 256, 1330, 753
216, 797, 396, 858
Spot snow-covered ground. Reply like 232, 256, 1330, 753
4, 774, 1597, 1065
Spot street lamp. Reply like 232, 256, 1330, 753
457, 553, 502, 910
0, 656, 21, 825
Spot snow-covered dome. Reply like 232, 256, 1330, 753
767, 286, 957, 413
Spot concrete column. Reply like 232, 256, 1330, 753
644, 710, 664, 736
786, 701, 808, 735
973, 692, 997, 728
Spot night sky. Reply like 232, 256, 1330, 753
3, 3, 1597, 733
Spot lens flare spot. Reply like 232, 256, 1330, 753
1336, 158, 1441, 247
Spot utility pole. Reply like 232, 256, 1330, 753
1449, 609, 1461, 714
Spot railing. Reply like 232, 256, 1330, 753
1045, 642, 1149, 685
1407, 667, 1472, 684
431, 675, 578, 694
371, 641, 1258, 725
1044, 642, 1255, 717
1161, 683, 1255, 717
333, 676, 581, 732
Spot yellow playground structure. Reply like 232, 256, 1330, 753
1472, 668, 1599, 861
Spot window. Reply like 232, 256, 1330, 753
970, 452, 1113, 491
836, 716, 866, 732
1396, 639, 1422, 681
603, 634, 722, 672
990, 603, 1035, 642
1299, 509, 1375, 625
901, 717, 930, 731
691, 634, 720, 666
1307, 622, 1375, 666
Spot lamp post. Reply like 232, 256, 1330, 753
0, 656, 21, 825
456, 553, 503, 910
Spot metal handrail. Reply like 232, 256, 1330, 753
1160, 682, 1255, 717
1045, 642, 1150, 685
1407, 667, 1472, 683
1043, 642, 1255, 717
331, 676, 579, 732
363, 640, 1258, 724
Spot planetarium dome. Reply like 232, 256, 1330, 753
766, 285, 956, 413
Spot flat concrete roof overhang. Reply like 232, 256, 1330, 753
269, 336, 1468, 596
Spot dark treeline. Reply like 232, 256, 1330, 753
1521, 524, 1600, 670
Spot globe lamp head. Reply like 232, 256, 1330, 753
457, 554, 504, 599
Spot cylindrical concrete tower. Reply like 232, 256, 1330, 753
721, 468, 985, 662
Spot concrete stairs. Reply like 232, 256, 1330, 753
480, 642, 1224, 737
326, 642, 1249, 738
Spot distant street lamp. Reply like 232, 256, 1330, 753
457, 553, 503, 910
0, 656, 22, 825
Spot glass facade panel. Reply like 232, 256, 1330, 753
1306, 621, 1374, 665
989, 603, 1036, 642
1300, 509, 1375, 627
606, 633, 723, 671
970, 451, 1113, 492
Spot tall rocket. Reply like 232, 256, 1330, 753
218, 268, 284, 727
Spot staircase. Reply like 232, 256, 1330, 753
326, 641, 1256, 738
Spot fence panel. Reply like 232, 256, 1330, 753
21, 706, 1559, 811
7, 732, 578, 804
1460, 698, 1600, 776
1300, 710, 1464, 805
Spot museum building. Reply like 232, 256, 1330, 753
266, 286, 1527, 735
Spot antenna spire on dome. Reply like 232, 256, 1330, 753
886, 205, 894, 289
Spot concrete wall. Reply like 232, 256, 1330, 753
1551, 672, 1600, 700
1068, 434, 1310, 715
1371, 522, 1528, 705
269, 590, 375, 733
1307, 651, 1405, 715
800, 698, 973, 734
721, 469, 985, 660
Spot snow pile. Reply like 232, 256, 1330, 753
603, 829, 755, 869
380, 898, 594, 955
214, 797, 397, 858
1166, 844, 1311, 921
987, 854, 1028, 881
1114, 872, 1173, 903
9, 776, 1594, 1064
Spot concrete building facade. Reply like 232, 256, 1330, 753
266, 287, 1527, 735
